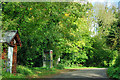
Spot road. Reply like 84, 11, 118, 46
53, 68, 111, 80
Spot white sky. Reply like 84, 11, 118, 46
88, 0, 120, 7
88, 0, 120, 2
87, 0, 120, 37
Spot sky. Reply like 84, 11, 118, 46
87, 0, 120, 37
88, 0, 119, 2
88, 0, 120, 8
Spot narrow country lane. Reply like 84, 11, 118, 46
53, 68, 111, 80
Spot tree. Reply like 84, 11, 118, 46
94, 2, 117, 36
2, 2, 93, 67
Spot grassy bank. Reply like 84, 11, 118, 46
65, 66, 108, 69
2, 65, 110, 79
2, 65, 62, 78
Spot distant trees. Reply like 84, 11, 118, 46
85, 3, 119, 67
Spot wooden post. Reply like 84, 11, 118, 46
12, 44, 17, 74
3, 48, 7, 70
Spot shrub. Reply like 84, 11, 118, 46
2, 69, 22, 78
107, 65, 120, 80
55, 64, 65, 69
17, 65, 33, 75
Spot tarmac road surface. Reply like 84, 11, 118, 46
53, 68, 111, 80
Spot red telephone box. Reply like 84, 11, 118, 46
0, 30, 22, 74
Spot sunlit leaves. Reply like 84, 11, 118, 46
2, 2, 94, 66
94, 2, 117, 36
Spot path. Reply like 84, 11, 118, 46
53, 68, 111, 80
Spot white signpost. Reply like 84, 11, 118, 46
50, 50, 53, 68
8, 47, 13, 73
43, 50, 53, 68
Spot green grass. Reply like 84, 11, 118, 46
65, 66, 108, 69
0, 76, 2, 80
30, 67, 59, 77
2, 65, 60, 78
2, 65, 109, 78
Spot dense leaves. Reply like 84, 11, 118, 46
1, 2, 119, 74
93, 3, 120, 80
2, 2, 93, 67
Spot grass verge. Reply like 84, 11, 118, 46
2, 65, 109, 79
65, 66, 108, 69
2, 65, 62, 78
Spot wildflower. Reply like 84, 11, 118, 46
30, 8, 32, 10
65, 13, 69, 17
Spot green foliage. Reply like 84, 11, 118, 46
55, 64, 65, 69
17, 65, 33, 75
2, 2, 119, 73
84, 35, 118, 67
94, 3, 117, 36
2, 65, 61, 78
2, 2, 93, 67
107, 64, 120, 80
2, 69, 23, 78
60, 52, 88, 67
31, 67, 56, 71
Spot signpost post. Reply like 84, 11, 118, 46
50, 50, 53, 68
43, 51, 46, 67
43, 50, 53, 68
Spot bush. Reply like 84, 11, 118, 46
2, 69, 22, 78
107, 65, 120, 80
17, 65, 33, 75
55, 64, 65, 69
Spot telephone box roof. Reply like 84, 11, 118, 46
0, 30, 22, 46
3, 30, 17, 43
